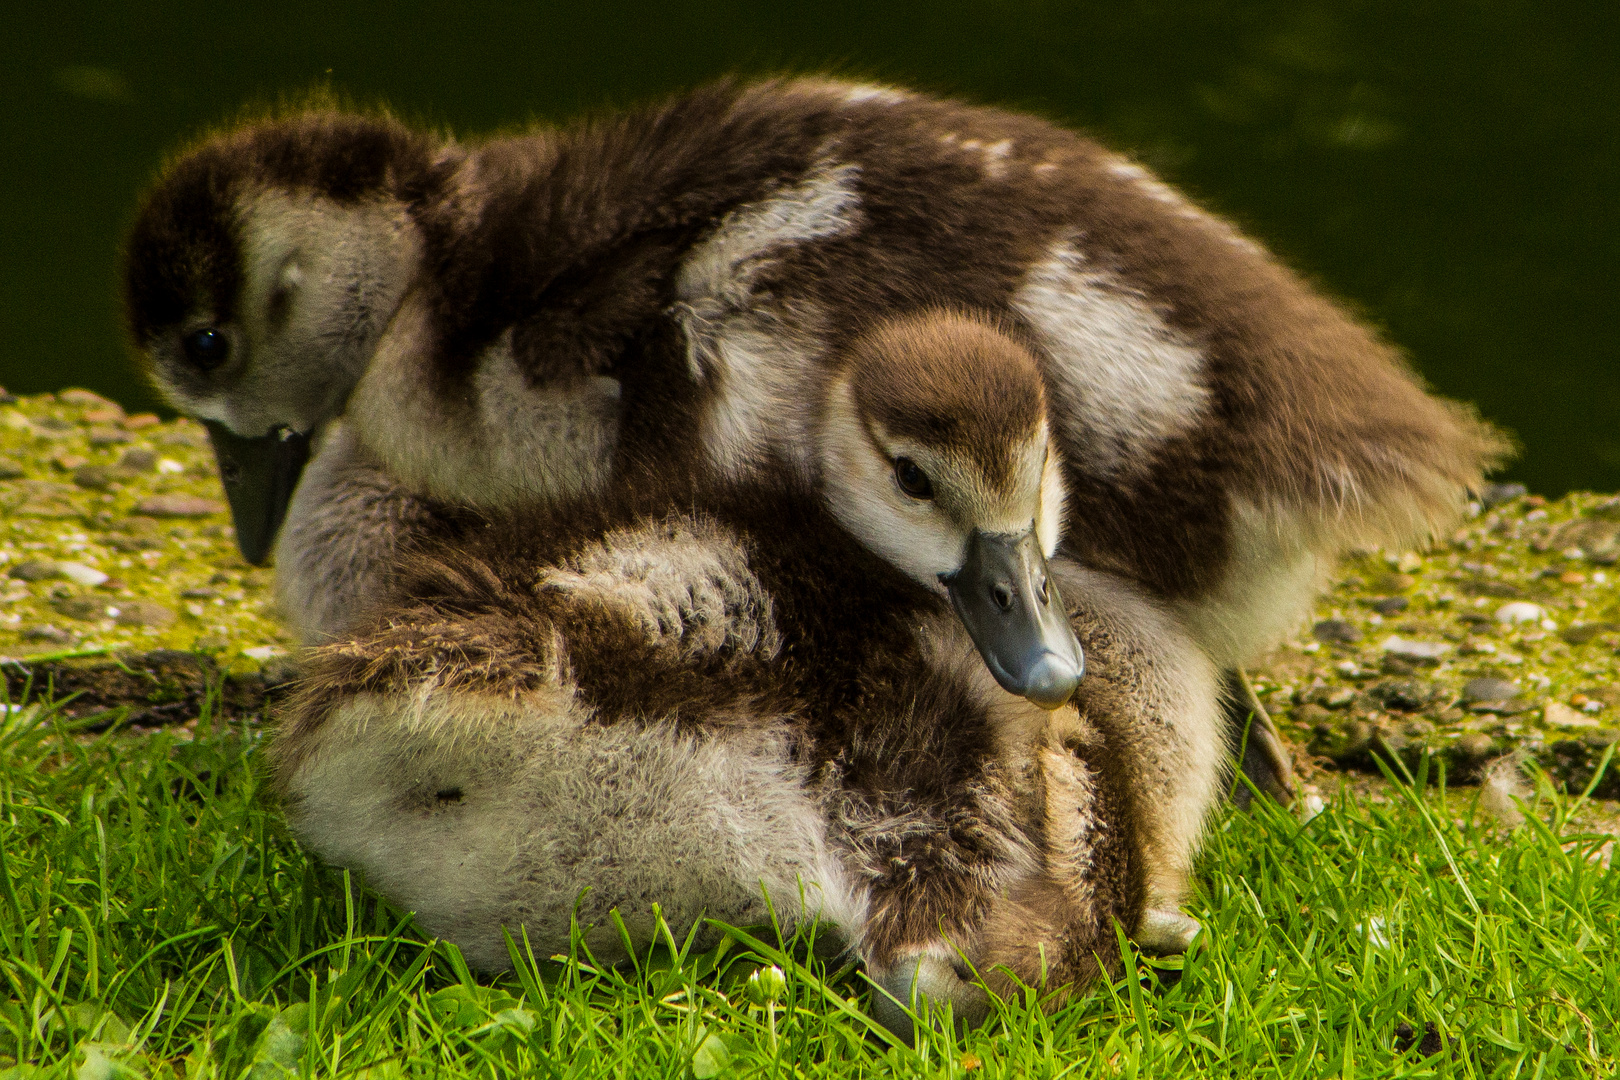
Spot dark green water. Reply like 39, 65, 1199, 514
3, 2, 1615, 495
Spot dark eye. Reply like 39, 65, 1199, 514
894, 457, 934, 499
181, 328, 230, 371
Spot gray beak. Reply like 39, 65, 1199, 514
943, 529, 1084, 709
204, 421, 312, 566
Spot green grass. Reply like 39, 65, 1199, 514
1, 686, 1616, 1079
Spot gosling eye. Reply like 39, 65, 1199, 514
893, 457, 934, 499
181, 327, 231, 372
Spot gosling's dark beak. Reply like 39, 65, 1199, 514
204, 421, 312, 566
943, 529, 1083, 710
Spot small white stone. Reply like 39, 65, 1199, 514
1396, 551, 1423, 573
1300, 793, 1327, 822
1494, 601, 1543, 625
1545, 702, 1598, 729
157, 458, 185, 474
1336, 660, 1361, 677
1595, 571, 1609, 584
55, 562, 108, 587
242, 645, 286, 661
1381, 636, 1449, 660
1539, 618, 1557, 631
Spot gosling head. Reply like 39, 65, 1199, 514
122, 111, 439, 563
820, 310, 1082, 709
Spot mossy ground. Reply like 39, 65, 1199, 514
0, 390, 294, 677
1263, 494, 1620, 796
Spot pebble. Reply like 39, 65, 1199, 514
86, 426, 132, 447
1545, 701, 1599, 729
56, 562, 109, 587
0, 457, 23, 480
1313, 619, 1362, 644
134, 494, 225, 518
1536, 518, 1620, 564
8, 560, 60, 582
1380, 636, 1449, 663
73, 464, 138, 490
20, 624, 74, 644
1306, 685, 1358, 710
1367, 678, 1435, 713
1479, 482, 1528, 509
1494, 601, 1543, 625
1455, 731, 1496, 760
1462, 677, 1520, 705
242, 645, 286, 661
124, 413, 161, 430
114, 601, 176, 629
1370, 596, 1409, 615
53, 596, 109, 622
58, 388, 119, 409
118, 448, 159, 472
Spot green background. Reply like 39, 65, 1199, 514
2, 1, 1614, 495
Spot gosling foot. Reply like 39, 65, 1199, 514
1226, 667, 1297, 806
1134, 908, 1202, 955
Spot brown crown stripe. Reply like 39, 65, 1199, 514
847, 310, 1045, 489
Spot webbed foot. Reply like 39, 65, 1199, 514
1225, 667, 1297, 806
1134, 908, 1202, 955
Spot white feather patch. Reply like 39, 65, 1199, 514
1012, 241, 1211, 478
285, 690, 867, 971
540, 516, 782, 661
672, 160, 862, 479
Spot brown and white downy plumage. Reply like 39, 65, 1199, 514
272, 311, 1222, 1040
123, 78, 1502, 919
122, 76, 1504, 669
